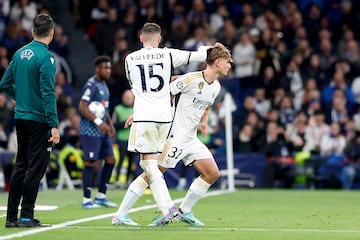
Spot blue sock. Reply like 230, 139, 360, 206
20, 217, 31, 222
83, 166, 93, 198
99, 163, 114, 194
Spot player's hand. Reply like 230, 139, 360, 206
200, 122, 208, 137
171, 76, 179, 82
108, 123, 116, 137
98, 123, 109, 134
49, 127, 60, 144
124, 115, 133, 128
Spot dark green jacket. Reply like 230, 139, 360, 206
0, 40, 58, 128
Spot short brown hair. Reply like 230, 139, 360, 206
141, 22, 161, 35
206, 42, 232, 65
33, 14, 54, 38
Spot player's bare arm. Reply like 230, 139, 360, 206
106, 112, 115, 137
200, 106, 210, 137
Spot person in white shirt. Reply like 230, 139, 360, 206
112, 22, 209, 227
232, 31, 255, 79
113, 42, 232, 227
320, 122, 346, 156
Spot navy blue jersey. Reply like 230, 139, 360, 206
79, 76, 110, 137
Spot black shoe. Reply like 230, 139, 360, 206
5, 220, 18, 228
18, 219, 51, 228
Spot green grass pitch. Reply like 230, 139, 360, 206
1, 189, 360, 240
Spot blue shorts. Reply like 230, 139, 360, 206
80, 135, 114, 161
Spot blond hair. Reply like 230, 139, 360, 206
206, 42, 232, 65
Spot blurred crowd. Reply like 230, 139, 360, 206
1, 0, 360, 189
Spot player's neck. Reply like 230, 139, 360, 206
203, 68, 218, 83
143, 42, 158, 48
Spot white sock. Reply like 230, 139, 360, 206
83, 197, 92, 204
95, 192, 106, 199
115, 176, 148, 217
180, 177, 211, 213
141, 160, 171, 216
164, 186, 174, 210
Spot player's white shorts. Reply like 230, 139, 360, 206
128, 122, 171, 154
158, 137, 213, 168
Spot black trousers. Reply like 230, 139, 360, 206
7, 119, 51, 221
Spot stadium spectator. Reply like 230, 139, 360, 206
320, 122, 346, 157
280, 60, 304, 111
263, 131, 296, 189
232, 31, 256, 81
92, 7, 120, 56
183, 24, 213, 73
1, 19, 28, 57
58, 106, 77, 139
326, 90, 349, 126
9, 0, 37, 34
257, 121, 279, 154
322, 69, 354, 114
305, 110, 330, 155
166, 3, 189, 49
317, 38, 337, 76
49, 24, 69, 58
252, 87, 271, 118
342, 130, 360, 189
301, 53, 327, 88
0, 0, 9, 40
209, 3, 228, 36
221, 18, 240, 49
234, 123, 256, 153
278, 95, 297, 128
0, 92, 10, 135
186, 0, 208, 33
90, 0, 109, 22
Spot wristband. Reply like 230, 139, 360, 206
94, 117, 103, 126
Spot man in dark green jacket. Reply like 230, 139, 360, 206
0, 13, 60, 228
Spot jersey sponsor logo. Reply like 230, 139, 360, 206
20, 49, 34, 60
192, 97, 211, 110
89, 152, 94, 158
50, 57, 55, 64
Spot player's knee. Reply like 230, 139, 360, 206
207, 170, 220, 184
84, 160, 96, 167
105, 157, 116, 165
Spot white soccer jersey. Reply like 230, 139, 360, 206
125, 47, 198, 122
169, 71, 221, 143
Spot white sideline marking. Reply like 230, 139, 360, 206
0, 190, 228, 240
0, 205, 58, 211
61, 226, 360, 233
